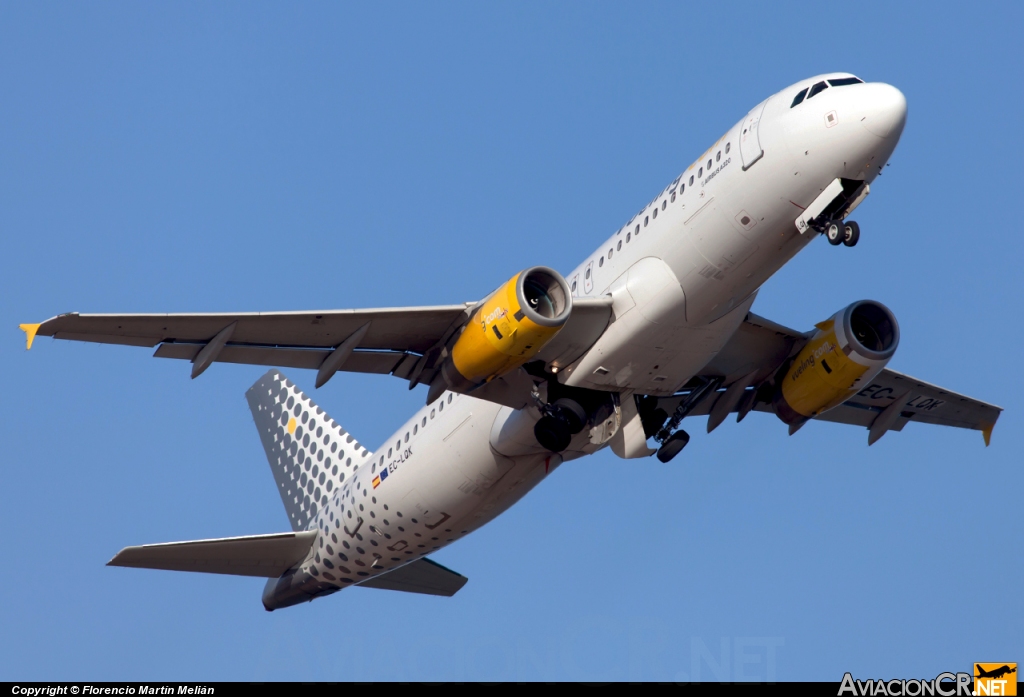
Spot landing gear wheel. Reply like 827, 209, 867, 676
842, 220, 860, 247
656, 430, 690, 463
825, 221, 844, 246
534, 415, 571, 452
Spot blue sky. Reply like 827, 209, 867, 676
2, 1, 1021, 681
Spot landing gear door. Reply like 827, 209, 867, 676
739, 99, 767, 171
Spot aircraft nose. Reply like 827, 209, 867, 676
860, 83, 907, 139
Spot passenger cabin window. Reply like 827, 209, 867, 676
616, 240, 622, 251
725, 142, 730, 153
808, 81, 828, 99
608, 248, 613, 259
791, 88, 808, 108
585, 267, 591, 279
689, 175, 694, 186
661, 200, 666, 210
698, 167, 703, 177
716, 151, 721, 162
707, 159, 712, 169
652, 208, 657, 219
671, 192, 676, 202
626, 232, 631, 242
644, 216, 649, 226
681, 183, 685, 193
599, 256, 604, 266
828, 77, 863, 87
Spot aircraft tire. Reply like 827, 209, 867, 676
534, 415, 571, 452
825, 221, 844, 245
842, 220, 860, 247
656, 430, 690, 463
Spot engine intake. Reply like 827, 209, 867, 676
440, 266, 571, 393
773, 300, 899, 425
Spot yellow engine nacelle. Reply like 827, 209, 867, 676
440, 266, 572, 392
773, 300, 899, 425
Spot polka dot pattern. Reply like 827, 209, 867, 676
246, 369, 373, 531
248, 373, 499, 604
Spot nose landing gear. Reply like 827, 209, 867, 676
842, 220, 860, 247
823, 219, 860, 247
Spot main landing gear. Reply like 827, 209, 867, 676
656, 430, 690, 463
533, 398, 587, 452
823, 219, 860, 247
647, 377, 723, 463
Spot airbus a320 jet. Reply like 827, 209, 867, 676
22, 73, 1001, 610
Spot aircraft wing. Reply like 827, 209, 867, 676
789, 368, 1003, 436
22, 297, 613, 404
658, 313, 1002, 445
27, 305, 472, 375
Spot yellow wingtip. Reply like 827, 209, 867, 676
981, 423, 994, 447
19, 323, 41, 350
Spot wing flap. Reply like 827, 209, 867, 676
52, 331, 161, 348
107, 531, 317, 578
153, 342, 413, 374
357, 557, 468, 597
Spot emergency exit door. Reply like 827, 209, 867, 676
739, 99, 767, 170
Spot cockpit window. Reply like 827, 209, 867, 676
828, 77, 864, 87
791, 88, 808, 108
807, 81, 829, 99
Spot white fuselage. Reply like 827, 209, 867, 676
295, 73, 907, 596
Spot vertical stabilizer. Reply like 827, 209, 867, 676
246, 370, 373, 531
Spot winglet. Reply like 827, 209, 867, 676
981, 423, 994, 447
19, 323, 41, 350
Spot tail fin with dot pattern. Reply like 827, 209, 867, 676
245, 370, 374, 531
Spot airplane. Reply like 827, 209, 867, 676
20, 72, 1002, 610
976, 666, 1017, 680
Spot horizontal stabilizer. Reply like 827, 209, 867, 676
358, 557, 468, 597
108, 531, 316, 578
